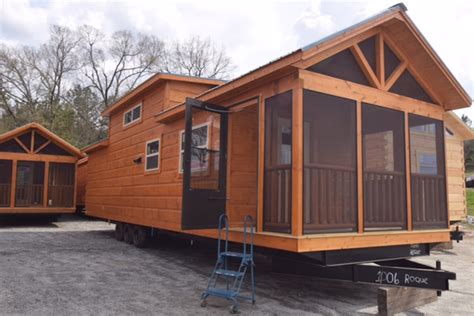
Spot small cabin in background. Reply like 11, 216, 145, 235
0, 123, 84, 215
444, 112, 474, 221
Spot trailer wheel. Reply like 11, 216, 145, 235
115, 222, 125, 241
123, 224, 134, 244
133, 226, 149, 248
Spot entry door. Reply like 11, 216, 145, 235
182, 98, 228, 229
15, 161, 45, 207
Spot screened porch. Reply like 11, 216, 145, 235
0, 124, 82, 212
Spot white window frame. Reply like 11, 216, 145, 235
179, 122, 210, 173
145, 138, 160, 172
123, 103, 142, 127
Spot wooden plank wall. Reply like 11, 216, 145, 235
227, 104, 258, 226
445, 133, 467, 221
85, 81, 217, 230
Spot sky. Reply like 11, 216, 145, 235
1, 0, 473, 117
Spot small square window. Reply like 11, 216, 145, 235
145, 139, 160, 171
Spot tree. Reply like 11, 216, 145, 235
63, 84, 107, 148
0, 25, 80, 128
0, 25, 234, 148
79, 26, 165, 107
164, 36, 234, 80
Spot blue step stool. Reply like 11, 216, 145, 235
201, 214, 256, 314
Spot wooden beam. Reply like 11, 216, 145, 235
357, 100, 364, 233
299, 70, 444, 120
43, 162, 50, 208
257, 94, 265, 233
10, 160, 17, 208
34, 140, 51, 154
30, 130, 35, 153
14, 137, 30, 153
351, 44, 381, 89
382, 32, 443, 106
291, 84, 303, 236
0, 152, 77, 163
405, 112, 413, 230
384, 61, 408, 91
376, 32, 385, 87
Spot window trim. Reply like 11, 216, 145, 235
145, 138, 160, 172
178, 122, 210, 174
123, 103, 142, 127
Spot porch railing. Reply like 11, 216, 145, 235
48, 185, 75, 207
0, 184, 11, 207
303, 163, 357, 233
364, 170, 406, 230
411, 174, 447, 229
264, 164, 291, 233
15, 184, 43, 207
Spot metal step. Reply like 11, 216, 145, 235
221, 251, 252, 260
215, 269, 244, 277
206, 287, 238, 299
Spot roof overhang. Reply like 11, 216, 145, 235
444, 111, 474, 140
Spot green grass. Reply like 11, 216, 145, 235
466, 188, 474, 216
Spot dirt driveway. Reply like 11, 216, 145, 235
0, 216, 472, 315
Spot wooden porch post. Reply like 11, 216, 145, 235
43, 162, 50, 208
357, 100, 364, 233
292, 82, 303, 236
405, 112, 413, 230
257, 95, 265, 232
10, 160, 17, 208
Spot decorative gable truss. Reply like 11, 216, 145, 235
305, 30, 441, 105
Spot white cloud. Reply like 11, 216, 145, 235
0, 0, 472, 115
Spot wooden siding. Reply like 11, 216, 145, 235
76, 159, 88, 206
227, 104, 258, 226
86, 80, 217, 230
445, 132, 467, 221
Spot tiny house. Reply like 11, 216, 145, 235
0, 123, 85, 215
84, 4, 471, 262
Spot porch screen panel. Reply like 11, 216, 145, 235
15, 161, 45, 207
409, 114, 447, 229
263, 91, 292, 233
303, 90, 357, 234
362, 103, 407, 230
48, 163, 75, 207
0, 160, 12, 207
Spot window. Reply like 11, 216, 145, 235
123, 104, 142, 126
303, 90, 357, 234
409, 114, 447, 229
145, 139, 160, 171
263, 91, 292, 234
179, 124, 209, 173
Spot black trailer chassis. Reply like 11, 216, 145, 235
272, 244, 457, 293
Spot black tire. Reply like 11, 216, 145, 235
133, 226, 149, 248
115, 222, 125, 241
123, 224, 134, 244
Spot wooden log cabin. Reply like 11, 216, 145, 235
84, 4, 472, 259
0, 123, 85, 215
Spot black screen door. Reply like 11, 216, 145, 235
182, 98, 228, 229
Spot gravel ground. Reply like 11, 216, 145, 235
0, 215, 472, 315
